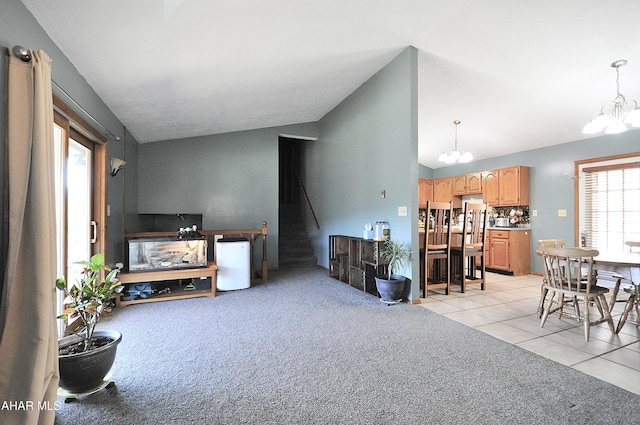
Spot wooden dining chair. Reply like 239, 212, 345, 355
451, 202, 487, 293
538, 246, 615, 341
616, 241, 640, 332
536, 239, 566, 318
424, 201, 452, 297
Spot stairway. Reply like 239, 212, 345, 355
279, 204, 317, 267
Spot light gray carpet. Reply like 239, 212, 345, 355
54, 265, 638, 424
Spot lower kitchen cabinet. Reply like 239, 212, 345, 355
487, 229, 531, 275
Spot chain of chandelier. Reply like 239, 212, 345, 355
583, 59, 640, 135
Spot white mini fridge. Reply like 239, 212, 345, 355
216, 237, 250, 291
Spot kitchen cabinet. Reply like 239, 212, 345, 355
487, 229, 530, 275
433, 178, 462, 207
483, 166, 529, 206
452, 172, 482, 195
433, 178, 452, 202
418, 178, 433, 209
482, 170, 499, 204
499, 166, 529, 205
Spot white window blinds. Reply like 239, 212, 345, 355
581, 159, 640, 250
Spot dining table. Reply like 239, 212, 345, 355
593, 250, 640, 284
593, 249, 640, 333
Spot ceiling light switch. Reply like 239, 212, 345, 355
398, 206, 407, 216
558, 209, 567, 217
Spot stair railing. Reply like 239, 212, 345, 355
297, 175, 320, 229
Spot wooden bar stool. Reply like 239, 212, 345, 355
424, 201, 452, 297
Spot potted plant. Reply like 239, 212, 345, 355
374, 239, 411, 304
56, 253, 124, 394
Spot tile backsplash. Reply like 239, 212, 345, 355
419, 205, 530, 229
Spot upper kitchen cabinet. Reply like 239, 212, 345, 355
483, 166, 529, 206
434, 178, 462, 207
418, 178, 433, 209
433, 177, 452, 202
452, 172, 482, 195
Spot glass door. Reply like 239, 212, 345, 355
66, 135, 93, 278
54, 112, 102, 335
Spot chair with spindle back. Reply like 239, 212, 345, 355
539, 246, 615, 341
424, 201, 453, 297
451, 203, 487, 293
536, 239, 566, 318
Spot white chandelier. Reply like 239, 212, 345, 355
583, 59, 640, 135
438, 120, 473, 164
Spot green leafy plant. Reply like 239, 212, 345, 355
381, 239, 411, 280
56, 253, 124, 352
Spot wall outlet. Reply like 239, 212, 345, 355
558, 209, 567, 217
398, 206, 407, 216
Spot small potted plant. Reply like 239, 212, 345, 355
374, 239, 411, 304
56, 253, 124, 394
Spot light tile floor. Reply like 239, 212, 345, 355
418, 272, 640, 395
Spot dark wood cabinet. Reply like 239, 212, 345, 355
329, 235, 388, 296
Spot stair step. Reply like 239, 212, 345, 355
279, 203, 317, 266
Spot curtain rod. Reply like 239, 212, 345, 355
51, 80, 120, 141
11, 45, 121, 142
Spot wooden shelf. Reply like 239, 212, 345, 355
329, 235, 388, 296
116, 262, 218, 306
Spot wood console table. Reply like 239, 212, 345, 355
116, 262, 218, 307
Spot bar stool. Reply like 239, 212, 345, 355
424, 201, 452, 297
450, 203, 487, 293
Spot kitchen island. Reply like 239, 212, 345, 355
419, 226, 531, 278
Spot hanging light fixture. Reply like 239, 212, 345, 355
438, 120, 473, 164
583, 59, 640, 135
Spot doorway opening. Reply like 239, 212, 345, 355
278, 136, 317, 266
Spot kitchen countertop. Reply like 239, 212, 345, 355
419, 225, 531, 233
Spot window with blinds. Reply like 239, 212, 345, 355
579, 157, 640, 250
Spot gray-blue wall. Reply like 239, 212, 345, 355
0, 0, 137, 268
137, 122, 319, 267
300, 47, 421, 298
431, 130, 640, 273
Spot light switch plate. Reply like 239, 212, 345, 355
398, 206, 407, 216
532, 209, 537, 217
558, 209, 567, 217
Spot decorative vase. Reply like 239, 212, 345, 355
58, 330, 122, 393
374, 274, 406, 304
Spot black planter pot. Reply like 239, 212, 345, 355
58, 330, 122, 393
374, 274, 406, 304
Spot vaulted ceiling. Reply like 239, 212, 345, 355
21, 0, 640, 168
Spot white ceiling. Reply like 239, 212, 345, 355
20, 0, 640, 169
